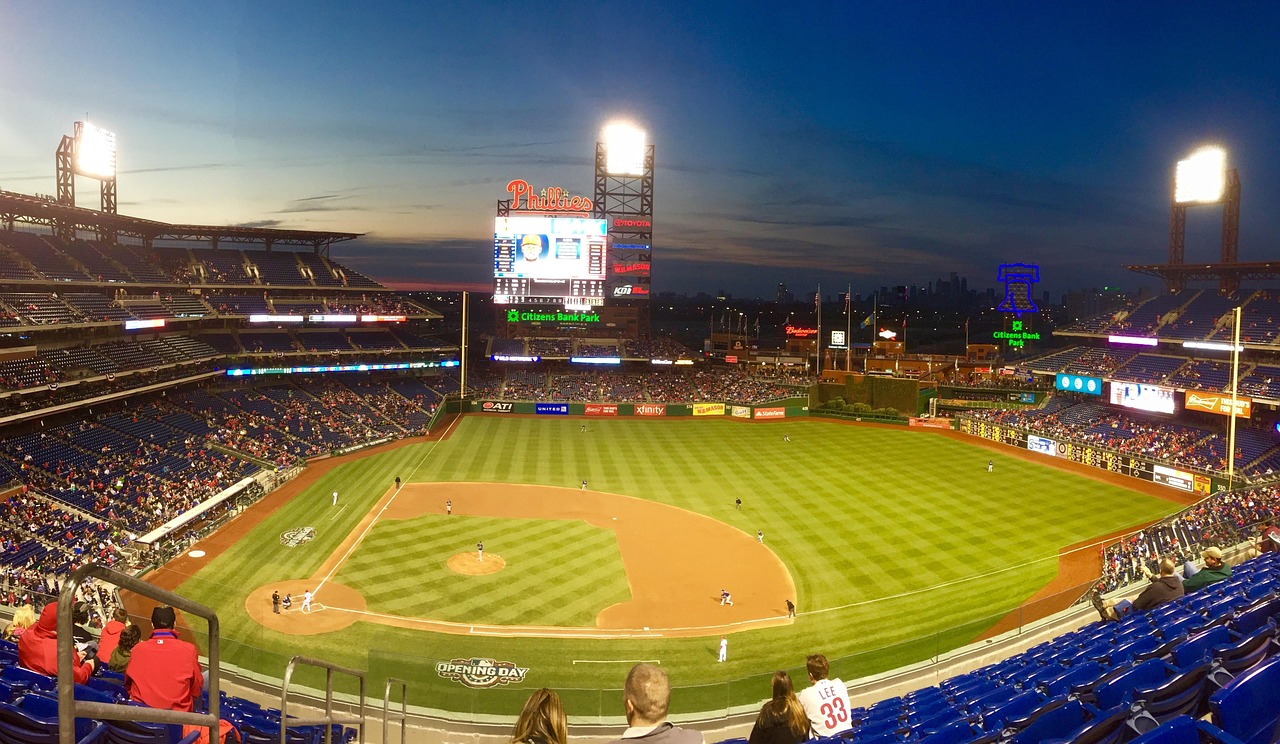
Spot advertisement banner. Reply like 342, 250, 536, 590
1184, 391, 1253, 418
1055, 373, 1103, 396
480, 401, 513, 413
908, 418, 951, 429
754, 407, 786, 419
1026, 435, 1056, 456
635, 404, 667, 417
731, 406, 751, 419
584, 404, 618, 416
692, 403, 725, 417
535, 403, 569, 415
1193, 474, 1212, 495
1153, 464, 1195, 492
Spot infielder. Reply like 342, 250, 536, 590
757, 530, 764, 543
446, 499, 452, 515
720, 589, 733, 606
477, 541, 484, 562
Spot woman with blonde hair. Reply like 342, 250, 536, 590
511, 687, 567, 744
2, 604, 36, 642
749, 671, 809, 744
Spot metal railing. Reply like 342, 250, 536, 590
382, 677, 408, 744
58, 563, 220, 744
280, 655, 366, 744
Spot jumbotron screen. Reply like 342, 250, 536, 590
494, 216, 607, 307
1109, 381, 1177, 415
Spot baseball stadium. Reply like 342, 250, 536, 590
1, 110, 1279, 744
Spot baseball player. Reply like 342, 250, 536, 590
720, 589, 733, 606
718, 636, 728, 662
987, 460, 993, 473
332, 490, 338, 506
394, 476, 401, 490
786, 599, 796, 618
757, 530, 764, 543
301, 590, 313, 613
446, 499, 452, 515
735, 498, 742, 510
477, 541, 484, 562
582, 479, 587, 491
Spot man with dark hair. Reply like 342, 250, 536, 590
1132, 558, 1185, 612
126, 606, 203, 712
797, 653, 852, 737
1184, 547, 1232, 593
605, 663, 703, 744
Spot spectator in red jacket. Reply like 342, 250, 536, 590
126, 606, 203, 712
17, 603, 97, 683
97, 607, 129, 664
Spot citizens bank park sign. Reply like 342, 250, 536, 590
437, 657, 529, 689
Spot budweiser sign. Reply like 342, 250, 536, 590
506, 179, 592, 212
635, 403, 666, 416
1184, 392, 1252, 417
584, 404, 618, 416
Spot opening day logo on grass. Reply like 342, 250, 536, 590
279, 527, 316, 547
437, 658, 530, 688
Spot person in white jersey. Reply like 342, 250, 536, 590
797, 653, 852, 737
718, 636, 728, 663
301, 590, 313, 613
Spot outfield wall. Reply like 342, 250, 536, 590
467, 398, 809, 419
955, 414, 1231, 494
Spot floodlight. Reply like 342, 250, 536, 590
1174, 146, 1225, 204
603, 122, 646, 176
76, 122, 117, 179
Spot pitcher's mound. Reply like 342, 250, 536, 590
448, 552, 506, 575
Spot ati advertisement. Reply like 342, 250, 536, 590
494, 215, 607, 307
608, 243, 651, 301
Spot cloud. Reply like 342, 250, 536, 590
232, 219, 285, 228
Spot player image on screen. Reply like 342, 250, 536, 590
1109, 381, 1176, 415
494, 216, 607, 307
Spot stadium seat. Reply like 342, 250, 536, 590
0, 665, 54, 694
917, 719, 978, 744
976, 689, 1042, 732
1040, 704, 1130, 744
1125, 715, 1247, 744
1209, 653, 1280, 744
1038, 660, 1106, 699
101, 717, 197, 744
1231, 596, 1280, 635
1171, 626, 1236, 670
1128, 662, 1212, 731
1089, 658, 1176, 710
1006, 698, 1096, 744
0, 692, 107, 743
1206, 624, 1277, 688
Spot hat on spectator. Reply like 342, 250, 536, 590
151, 605, 177, 629
1202, 546, 1224, 562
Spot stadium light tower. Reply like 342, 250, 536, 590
594, 119, 655, 336
1168, 145, 1240, 292
55, 120, 119, 242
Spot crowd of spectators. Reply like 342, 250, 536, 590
480, 367, 804, 405
964, 401, 1280, 478
1099, 484, 1280, 592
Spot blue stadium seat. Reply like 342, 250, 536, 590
977, 689, 1042, 732
0, 692, 107, 743
1209, 652, 1280, 744
1125, 715, 1246, 744
1091, 658, 1177, 710
1038, 660, 1105, 699
1207, 624, 1277, 689
1171, 626, 1236, 670
1129, 662, 1212, 730
1041, 704, 1129, 744
1007, 698, 1096, 744
917, 719, 977, 744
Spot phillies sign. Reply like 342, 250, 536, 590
506, 179, 592, 212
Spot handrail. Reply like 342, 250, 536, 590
382, 677, 408, 744
57, 563, 220, 744
280, 655, 366, 744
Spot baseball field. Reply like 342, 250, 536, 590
160, 415, 1181, 718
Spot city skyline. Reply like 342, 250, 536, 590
2, 3, 1278, 299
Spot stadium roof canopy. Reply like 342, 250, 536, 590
0, 190, 361, 250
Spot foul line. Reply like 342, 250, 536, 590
314, 413, 464, 596
329, 504, 347, 520
573, 659, 661, 665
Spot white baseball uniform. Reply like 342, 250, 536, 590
718, 637, 727, 662
799, 677, 853, 736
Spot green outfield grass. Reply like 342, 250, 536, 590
334, 514, 631, 626
176, 415, 1180, 717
